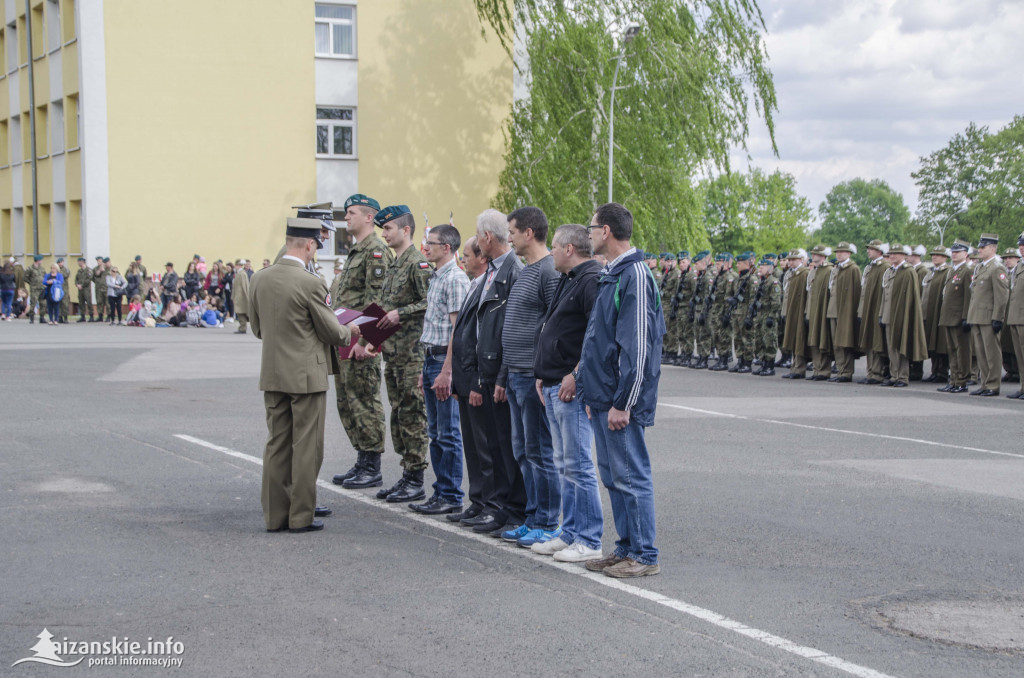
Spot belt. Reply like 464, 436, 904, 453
423, 344, 449, 356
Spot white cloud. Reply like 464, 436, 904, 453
737, 0, 1024, 224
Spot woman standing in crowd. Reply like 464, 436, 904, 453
222, 262, 235, 322
43, 263, 65, 326
125, 261, 142, 301
0, 261, 15, 320
183, 261, 202, 301
204, 261, 224, 300
106, 266, 127, 325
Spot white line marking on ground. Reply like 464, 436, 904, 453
174, 433, 898, 678
660, 403, 1024, 460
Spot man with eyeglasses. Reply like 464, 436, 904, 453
410, 224, 471, 514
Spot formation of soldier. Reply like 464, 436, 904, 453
654, 232, 1024, 398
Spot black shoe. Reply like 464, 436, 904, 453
736, 361, 752, 374
385, 470, 426, 503
937, 384, 953, 392
76, 317, 87, 323
448, 504, 483, 522
486, 523, 511, 538
881, 379, 895, 387
778, 358, 793, 369
376, 477, 404, 499
835, 376, 851, 383
728, 358, 742, 373
314, 506, 332, 517
461, 512, 494, 527
266, 525, 288, 533
1005, 391, 1023, 399
922, 374, 938, 383
781, 373, 804, 379
289, 521, 324, 533
410, 496, 463, 515
969, 388, 985, 396
892, 381, 908, 387
857, 378, 882, 385
808, 375, 828, 381
967, 379, 978, 386
342, 453, 383, 489
757, 360, 775, 376
471, 515, 505, 533
948, 385, 968, 393
709, 358, 729, 372
976, 389, 998, 397
333, 451, 367, 485
694, 356, 708, 369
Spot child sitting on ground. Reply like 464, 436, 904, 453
125, 295, 143, 326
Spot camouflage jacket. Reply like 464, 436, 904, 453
332, 232, 393, 311
25, 265, 45, 288
75, 267, 93, 289
379, 246, 431, 358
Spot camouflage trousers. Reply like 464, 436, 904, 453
29, 286, 44, 318
712, 314, 733, 359
333, 355, 386, 455
695, 317, 714, 356
734, 318, 755, 361
754, 321, 779, 361
77, 289, 91, 318
664, 311, 682, 355
383, 356, 428, 471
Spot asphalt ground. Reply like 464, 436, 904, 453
2, 320, 1023, 677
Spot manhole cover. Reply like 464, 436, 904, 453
876, 598, 1024, 652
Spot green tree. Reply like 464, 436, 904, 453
816, 178, 911, 265
479, 0, 777, 250
701, 168, 812, 254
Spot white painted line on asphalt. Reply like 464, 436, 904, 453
174, 433, 898, 678
660, 403, 1024, 460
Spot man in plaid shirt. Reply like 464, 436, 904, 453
410, 224, 471, 514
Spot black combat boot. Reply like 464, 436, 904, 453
342, 452, 383, 489
29, 313, 35, 324
728, 358, 742, 373
736, 358, 752, 374
777, 352, 792, 368
758, 359, 776, 376
909, 361, 924, 382
661, 352, 674, 365
383, 469, 426, 503
709, 356, 729, 371
695, 355, 709, 369
333, 451, 366, 485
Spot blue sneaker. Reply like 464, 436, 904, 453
501, 524, 529, 542
518, 527, 562, 548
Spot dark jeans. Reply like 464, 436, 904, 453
456, 391, 489, 510
422, 355, 463, 503
107, 296, 123, 322
475, 380, 526, 522
506, 371, 559, 530
0, 289, 13, 316
46, 298, 60, 323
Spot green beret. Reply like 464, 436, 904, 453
693, 250, 710, 263
56, 257, 64, 263
77, 257, 86, 263
759, 257, 775, 267
345, 194, 381, 212
134, 255, 142, 261
663, 252, 676, 261
677, 250, 690, 260
33, 254, 43, 261
736, 252, 752, 262
102, 257, 110, 263
373, 204, 411, 227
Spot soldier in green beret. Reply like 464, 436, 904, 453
709, 253, 737, 371
57, 258, 71, 323
74, 258, 93, 322
728, 252, 758, 373
92, 257, 109, 322
669, 251, 695, 365
25, 255, 46, 324
659, 253, 680, 365
750, 258, 782, 375
689, 251, 713, 368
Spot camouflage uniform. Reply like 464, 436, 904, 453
674, 267, 697, 361
752, 272, 782, 367
730, 267, 758, 370
711, 265, 738, 367
93, 264, 108, 321
25, 263, 45, 321
694, 268, 717, 361
379, 246, 432, 471
660, 264, 681, 357
75, 266, 93, 320
332, 232, 392, 456
59, 263, 71, 322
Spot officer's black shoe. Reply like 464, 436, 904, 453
314, 506, 332, 517
781, 372, 804, 379
947, 385, 968, 393
976, 389, 999, 397
809, 375, 830, 381
386, 470, 425, 503
892, 381, 908, 387
461, 512, 494, 527
758, 360, 775, 376
410, 496, 462, 514
471, 514, 506, 533
694, 356, 708, 369
448, 504, 483, 522
333, 451, 365, 485
881, 379, 895, 387
834, 376, 852, 383
342, 453, 383, 489
289, 521, 324, 534
967, 379, 977, 386
778, 357, 793, 369
1005, 391, 1023, 399
937, 384, 952, 392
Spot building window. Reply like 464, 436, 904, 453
46, 0, 61, 52
10, 115, 21, 164
6, 22, 16, 72
314, 4, 355, 58
316, 107, 355, 158
50, 100, 64, 154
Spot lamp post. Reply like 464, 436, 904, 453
607, 23, 640, 204
933, 207, 967, 247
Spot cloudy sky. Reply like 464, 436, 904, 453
735, 0, 1024, 223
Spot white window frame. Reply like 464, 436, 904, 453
316, 106, 356, 159
314, 4, 356, 59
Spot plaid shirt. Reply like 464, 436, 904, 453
420, 257, 470, 348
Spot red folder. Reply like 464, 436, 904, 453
334, 304, 402, 359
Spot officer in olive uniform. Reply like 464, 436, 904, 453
669, 251, 695, 365
92, 257, 109, 322
1002, 247, 1022, 386
920, 246, 951, 382
232, 258, 250, 334
728, 252, 758, 373
689, 251, 713, 368
709, 253, 738, 371
750, 257, 782, 375
1006, 232, 1024, 400
965, 234, 1009, 396
659, 253, 680, 365
249, 214, 359, 533
328, 195, 394, 489
370, 204, 432, 502
57, 258, 71, 323
74, 258, 93, 322
937, 239, 973, 393
25, 255, 46, 323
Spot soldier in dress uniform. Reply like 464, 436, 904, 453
920, 246, 951, 383
371, 205, 433, 502
728, 252, 758, 373
857, 240, 891, 384
1005, 232, 1024, 400
670, 251, 695, 365
74, 258, 92, 322
249, 213, 360, 533
937, 240, 973, 394
965, 234, 1010, 396
709, 253, 738, 371
907, 245, 929, 380
805, 246, 833, 381
878, 244, 928, 387
749, 257, 782, 375
232, 258, 251, 334
1000, 247, 1020, 385
826, 243, 861, 383
329, 195, 394, 490
781, 249, 809, 379
688, 251, 712, 368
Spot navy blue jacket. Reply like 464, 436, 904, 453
578, 249, 665, 426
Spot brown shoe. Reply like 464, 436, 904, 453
603, 558, 661, 578
584, 553, 625, 572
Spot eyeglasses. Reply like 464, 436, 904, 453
586, 224, 606, 231
424, 241, 445, 248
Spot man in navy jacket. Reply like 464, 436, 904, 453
578, 202, 664, 578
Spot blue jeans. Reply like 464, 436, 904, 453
590, 409, 658, 565
422, 354, 463, 503
0, 289, 13, 316
46, 298, 60, 323
506, 371, 559, 530
543, 384, 602, 549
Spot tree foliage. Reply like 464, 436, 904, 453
816, 179, 911, 265
912, 117, 1024, 246
701, 168, 812, 254
478, 0, 777, 250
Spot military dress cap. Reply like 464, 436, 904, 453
977, 233, 999, 247
293, 202, 336, 232
866, 239, 885, 251
1003, 247, 1021, 259
714, 252, 724, 262
286, 216, 326, 248
950, 239, 971, 252
693, 250, 710, 262
373, 204, 412, 228
77, 257, 86, 263
102, 257, 110, 263
134, 255, 142, 261
930, 245, 949, 257
912, 245, 927, 256
736, 252, 753, 262
810, 245, 827, 256
888, 243, 911, 255
677, 250, 690, 259
663, 252, 676, 261
33, 254, 43, 261
344, 194, 381, 212
786, 248, 807, 259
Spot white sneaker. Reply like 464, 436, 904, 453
553, 542, 604, 562
531, 536, 570, 555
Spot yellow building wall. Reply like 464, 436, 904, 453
103, 1, 316, 270
358, 0, 512, 243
